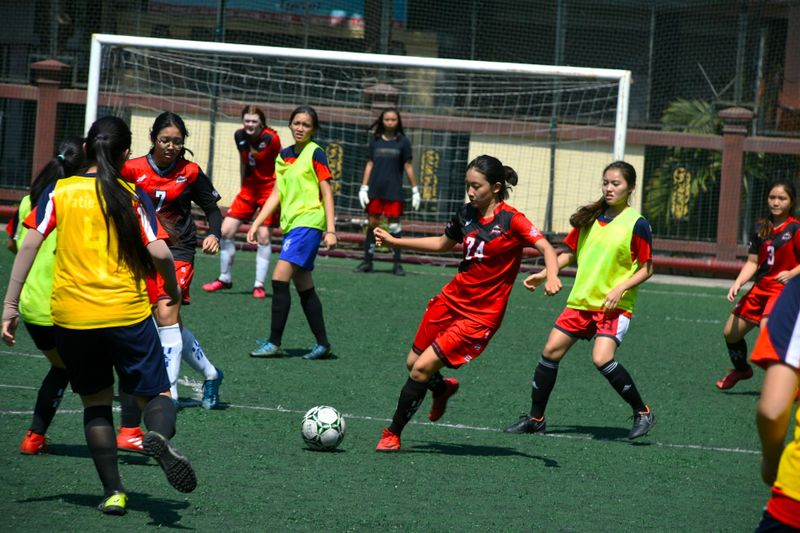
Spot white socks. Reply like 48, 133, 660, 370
219, 238, 236, 284
158, 323, 182, 401
255, 243, 271, 287
180, 327, 218, 381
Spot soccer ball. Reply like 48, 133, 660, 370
301, 405, 346, 451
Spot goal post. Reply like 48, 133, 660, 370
85, 33, 632, 261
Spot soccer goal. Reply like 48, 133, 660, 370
86, 33, 632, 263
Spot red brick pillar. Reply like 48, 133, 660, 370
716, 107, 753, 262
31, 59, 68, 181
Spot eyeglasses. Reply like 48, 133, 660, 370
156, 137, 184, 147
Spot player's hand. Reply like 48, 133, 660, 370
246, 226, 258, 245
522, 271, 547, 292
602, 287, 625, 311
2, 316, 18, 346
761, 456, 779, 486
543, 276, 562, 296
359, 185, 370, 209
374, 227, 392, 247
202, 235, 220, 255
322, 231, 337, 251
727, 282, 741, 302
165, 287, 181, 307
774, 270, 792, 284
411, 186, 421, 211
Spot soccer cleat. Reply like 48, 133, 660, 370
249, 340, 286, 358
375, 427, 401, 452
392, 263, 406, 276
715, 367, 754, 390
202, 279, 232, 292
97, 491, 127, 516
252, 286, 266, 299
628, 406, 656, 439
201, 368, 224, 410
302, 343, 331, 360
428, 378, 459, 421
504, 415, 547, 434
117, 426, 145, 453
142, 431, 197, 493
353, 261, 373, 273
20, 430, 47, 455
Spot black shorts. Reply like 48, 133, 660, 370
23, 322, 56, 351
54, 317, 169, 397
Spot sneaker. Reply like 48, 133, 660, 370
117, 426, 145, 453
97, 491, 127, 516
504, 415, 546, 434
20, 430, 47, 455
303, 343, 331, 360
252, 286, 266, 299
628, 406, 656, 439
353, 261, 373, 273
375, 427, 401, 452
142, 431, 197, 493
201, 368, 224, 410
392, 263, 406, 276
715, 367, 754, 390
202, 279, 232, 292
428, 378, 459, 421
249, 340, 286, 358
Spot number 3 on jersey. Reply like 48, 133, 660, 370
464, 236, 485, 260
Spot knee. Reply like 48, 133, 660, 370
542, 344, 566, 361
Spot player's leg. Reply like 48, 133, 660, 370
250, 258, 295, 357
155, 299, 182, 403
718, 313, 757, 389
506, 326, 576, 434
180, 326, 223, 410
116, 388, 145, 453
253, 225, 272, 298
294, 268, 331, 360
203, 216, 240, 290
355, 213, 381, 272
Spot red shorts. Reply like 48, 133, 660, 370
412, 295, 496, 368
733, 284, 781, 325
554, 308, 632, 345
146, 260, 193, 305
367, 198, 404, 218
226, 188, 279, 227
751, 322, 782, 370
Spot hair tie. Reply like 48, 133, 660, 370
56, 154, 65, 161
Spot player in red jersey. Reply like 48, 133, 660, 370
117, 112, 225, 451
203, 105, 282, 298
717, 181, 800, 390
373, 155, 562, 452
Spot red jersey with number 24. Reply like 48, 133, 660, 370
439, 202, 545, 328
749, 216, 800, 292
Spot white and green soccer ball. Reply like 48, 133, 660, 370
301, 405, 346, 451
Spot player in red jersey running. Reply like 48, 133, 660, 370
717, 181, 800, 390
204, 105, 281, 298
373, 155, 561, 452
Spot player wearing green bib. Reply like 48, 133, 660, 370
505, 161, 656, 440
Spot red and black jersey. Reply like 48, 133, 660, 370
750, 216, 800, 291
235, 126, 281, 192
122, 155, 222, 263
439, 202, 545, 328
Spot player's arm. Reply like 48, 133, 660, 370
757, 363, 798, 485
603, 259, 653, 311
2, 228, 45, 345
147, 239, 179, 306
319, 179, 337, 250
374, 227, 457, 253
729, 254, 759, 302
523, 239, 562, 296
246, 186, 279, 244
604, 219, 654, 310
192, 171, 223, 254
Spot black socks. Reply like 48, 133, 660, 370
530, 355, 560, 419
298, 287, 329, 347
598, 359, 646, 413
726, 339, 751, 372
30, 366, 68, 435
84, 405, 123, 495
388, 378, 428, 436
269, 280, 291, 346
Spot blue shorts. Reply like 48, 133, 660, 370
279, 227, 323, 271
54, 317, 169, 397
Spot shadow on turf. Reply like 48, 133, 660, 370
18, 492, 192, 527
409, 441, 559, 465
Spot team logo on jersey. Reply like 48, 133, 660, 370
782, 232, 791, 241
529, 227, 542, 238
258, 142, 266, 150
490, 224, 503, 236
176, 175, 187, 183
136, 174, 147, 183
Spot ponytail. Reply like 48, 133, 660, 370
30, 136, 85, 205
466, 155, 517, 201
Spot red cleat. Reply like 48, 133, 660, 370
20, 430, 47, 455
252, 286, 266, 299
117, 426, 145, 453
202, 279, 232, 292
428, 378, 459, 421
375, 427, 401, 452
715, 367, 754, 390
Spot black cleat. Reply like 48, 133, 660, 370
143, 431, 197, 493
628, 406, 656, 439
505, 415, 546, 434
392, 263, 406, 276
353, 261, 373, 273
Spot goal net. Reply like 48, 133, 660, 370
86, 34, 633, 266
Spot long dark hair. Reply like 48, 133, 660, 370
466, 155, 518, 201
289, 105, 320, 131
756, 180, 797, 239
30, 136, 85, 205
369, 107, 405, 138
149, 111, 193, 159
85, 116, 153, 284
570, 161, 637, 228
